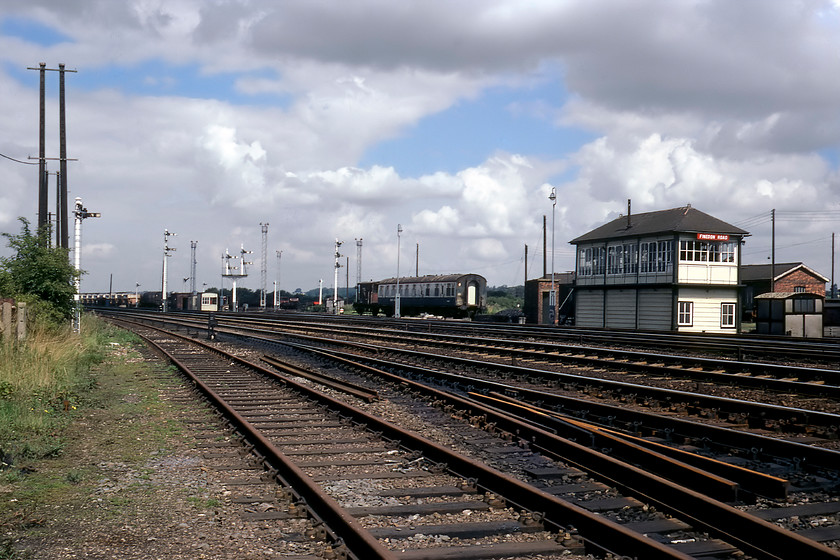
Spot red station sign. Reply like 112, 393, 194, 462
696, 233, 730, 241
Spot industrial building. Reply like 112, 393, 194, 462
741, 262, 829, 320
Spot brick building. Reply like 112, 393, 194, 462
524, 273, 575, 324
741, 263, 828, 319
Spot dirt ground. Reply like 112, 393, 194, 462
0, 340, 323, 559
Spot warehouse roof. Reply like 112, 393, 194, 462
570, 205, 748, 244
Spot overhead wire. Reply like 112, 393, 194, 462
0, 152, 38, 165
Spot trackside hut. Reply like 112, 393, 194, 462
570, 205, 749, 333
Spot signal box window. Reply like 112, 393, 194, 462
721, 303, 736, 328
678, 301, 693, 326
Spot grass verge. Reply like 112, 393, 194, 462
0, 314, 194, 559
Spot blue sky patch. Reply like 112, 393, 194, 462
7, 57, 292, 108
818, 147, 840, 169
71, 60, 290, 107
359, 79, 595, 178
1, 16, 72, 47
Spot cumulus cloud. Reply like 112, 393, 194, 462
2, 0, 840, 289
82, 243, 115, 258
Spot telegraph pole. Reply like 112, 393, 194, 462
396, 224, 402, 318
770, 209, 776, 292
260, 223, 269, 308
355, 238, 362, 302
275, 250, 282, 309
524, 244, 528, 285
54, 171, 60, 247
59, 64, 69, 248
832, 232, 836, 299
190, 241, 198, 295
27, 63, 77, 245
37, 63, 46, 234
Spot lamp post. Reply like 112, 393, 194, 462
72, 197, 100, 333
548, 187, 557, 325
396, 224, 403, 318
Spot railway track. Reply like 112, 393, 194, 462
186, 312, 840, 400
107, 313, 840, 559
135, 311, 839, 438
113, 318, 678, 559
236, 311, 840, 364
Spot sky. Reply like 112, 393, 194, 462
1, 0, 839, 296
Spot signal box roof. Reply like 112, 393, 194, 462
570, 205, 748, 244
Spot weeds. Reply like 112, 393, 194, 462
0, 315, 122, 463
0, 537, 18, 559
187, 496, 220, 509
65, 471, 83, 485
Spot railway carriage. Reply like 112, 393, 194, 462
356, 273, 486, 318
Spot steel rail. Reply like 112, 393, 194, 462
123, 323, 397, 560
112, 312, 839, 472
111, 316, 695, 559
213, 320, 840, 435
260, 354, 379, 402
309, 338, 840, 472
472, 391, 790, 499
101, 310, 840, 393
279, 341, 840, 560
202, 313, 840, 397
226, 310, 840, 363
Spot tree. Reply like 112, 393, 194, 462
0, 218, 78, 324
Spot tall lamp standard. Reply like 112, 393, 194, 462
395, 224, 403, 319
548, 187, 557, 325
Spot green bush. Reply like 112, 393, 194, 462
0, 218, 79, 327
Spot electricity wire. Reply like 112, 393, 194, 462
0, 152, 38, 165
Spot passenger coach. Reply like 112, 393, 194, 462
356, 273, 486, 318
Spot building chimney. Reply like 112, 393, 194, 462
627, 199, 631, 228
